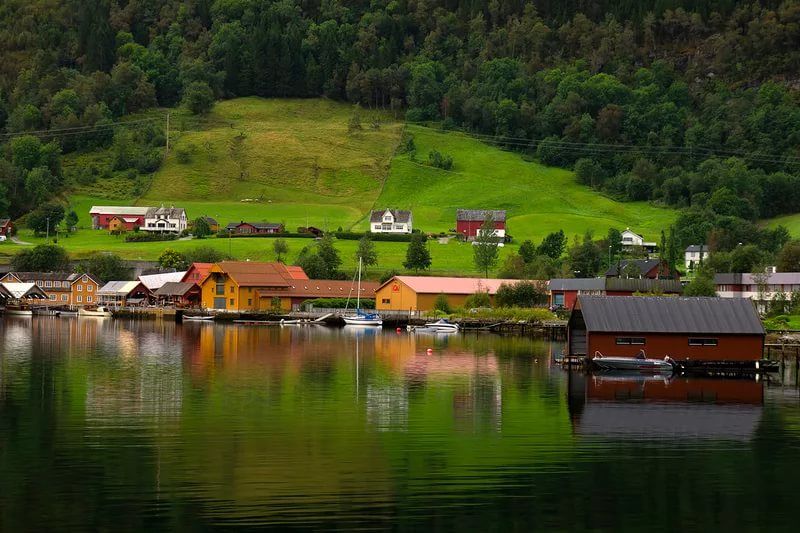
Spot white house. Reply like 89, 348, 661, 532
369, 209, 412, 234
620, 228, 657, 253
685, 245, 709, 270
715, 271, 800, 312
142, 207, 187, 233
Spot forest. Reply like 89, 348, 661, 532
1, 0, 800, 258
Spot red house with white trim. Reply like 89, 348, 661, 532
456, 209, 506, 240
0, 218, 13, 237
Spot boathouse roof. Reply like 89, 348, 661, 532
576, 296, 764, 335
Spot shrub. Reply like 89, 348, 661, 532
302, 298, 376, 309
434, 293, 451, 313
464, 291, 491, 309
124, 232, 178, 242
175, 146, 192, 164
334, 231, 415, 242
427, 149, 453, 170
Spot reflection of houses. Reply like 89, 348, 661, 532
369, 209, 412, 234
154, 282, 201, 307
567, 296, 764, 363
620, 228, 657, 253
569, 373, 763, 441
97, 281, 151, 306
375, 276, 527, 311
456, 209, 506, 240
605, 259, 676, 279
715, 272, 800, 312
548, 278, 682, 309
1, 272, 101, 306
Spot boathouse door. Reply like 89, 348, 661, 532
568, 311, 587, 356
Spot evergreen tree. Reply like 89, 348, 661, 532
403, 233, 431, 272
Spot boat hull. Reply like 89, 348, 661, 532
4, 309, 33, 316
592, 356, 674, 373
343, 317, 383, 326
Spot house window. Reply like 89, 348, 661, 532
61, 295, 68, 302
87, 285, 93, 292
382, 223, 392, 230
381, 298, 390, 304
248, 299, 252, 306
689, 338, 718, 346
87, 296, 93, 303
36, 281, 43, 287
77, 295, 82, 303
54, 281, 61, 288
229, 298, 234, 306
216, 283, 225, 295
77, 285, 83, 292
373, 225, 381, 230
394, 224, 404, 230
616, 337, 646, 345
229, 285, 234, 293
49, 295, 56, 300
45, 281, 52, 288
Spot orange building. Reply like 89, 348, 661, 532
0, 272, 101, 306
374, 276, 531, 312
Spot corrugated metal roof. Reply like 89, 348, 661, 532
456, 209, 507, 222
577, 296, 764, 335
548, 278, 606, 291
154, 282, 198, 296
139, 271, 187, 290
605, 278, 683, 293
90, 206, 151, 215
98, 281, 143, 295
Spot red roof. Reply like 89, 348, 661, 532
284, 265, 309, 280
378, 276, 527, 295
181, 263, 214, 283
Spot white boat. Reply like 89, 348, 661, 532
591, 350, 675, 373
342, 257, 382, 327
78, 306, 113, 317
423, 318, 459, 331
183, 315, 214, 321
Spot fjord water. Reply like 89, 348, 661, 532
1, 318, 799, 531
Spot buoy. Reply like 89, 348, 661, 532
396, 327, 402, 333
426, 348, 433, 355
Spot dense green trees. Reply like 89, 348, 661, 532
11, 244, 70, 271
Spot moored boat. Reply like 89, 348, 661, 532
591, 350, 675, 373
183, 315, 214, 321
342, 257, 382, 326
78, 306, 113, 318
423, 318, 459, 331
3, 306, 33, 316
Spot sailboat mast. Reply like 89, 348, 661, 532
356, 256, 362, 309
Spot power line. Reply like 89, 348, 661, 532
0, 116, 164, 140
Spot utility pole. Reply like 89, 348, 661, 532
165, 112, 170, 158
46, 217, 50, 241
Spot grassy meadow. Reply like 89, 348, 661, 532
5, 98, 684, 274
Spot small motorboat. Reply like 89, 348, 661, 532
592, 350, 675, 373
342, 311, 383, 326
78, 306, 113, 318
3, 306, 33, 316
183, 315, 214, 321
423, 318, 459, 332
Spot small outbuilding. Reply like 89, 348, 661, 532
568, 296, 764, 363
154, 282, 201, 307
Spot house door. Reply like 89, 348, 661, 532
213, 297, 227, 309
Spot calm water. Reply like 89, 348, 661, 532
1, 318, 800, 531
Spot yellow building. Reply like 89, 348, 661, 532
375, 276, 525, 312
0, 272, 101, 306
199, 261, 379, 312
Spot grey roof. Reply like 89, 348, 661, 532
369, 209, 411, 223
201, 216, 218, 225
549, 278, 606, 291
2, 271, 100, 284
685, 245, 709, 253
714, 272, 800, 285
0, 218, 11, 226
154, 282, 198, 296
605, 278, 682, 293
225, 221, 283, 230
576, 296, 765, 335
605, 259, 661, 277
146, 206, 186, 218
456, 209, 507, 222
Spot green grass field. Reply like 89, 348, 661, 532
5, 97, 684, 274
766, 213, 800, 236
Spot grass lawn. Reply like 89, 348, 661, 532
376, 125, 677, 242
766, 213, 800, 237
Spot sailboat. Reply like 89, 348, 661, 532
342, 257, 383, 326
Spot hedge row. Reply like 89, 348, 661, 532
216, 232, 315, 239
303, 298, 377, 309
124, 232, 178, 243
333, 231, 417, 242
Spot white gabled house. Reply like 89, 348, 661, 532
142, 207, 188, 233
620, 228, 657, 253
369, 209, 412, 234
685, 245, 709, 270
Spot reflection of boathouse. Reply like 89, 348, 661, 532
568, 372, 763, 440
568, 296, 765, 363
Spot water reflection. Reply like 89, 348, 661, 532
1, 318, 800, 530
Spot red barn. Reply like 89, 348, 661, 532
567, 296, 765, 364
456, 209, 506, 240
90, 206, 150, 230
0, 218, 13, 237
